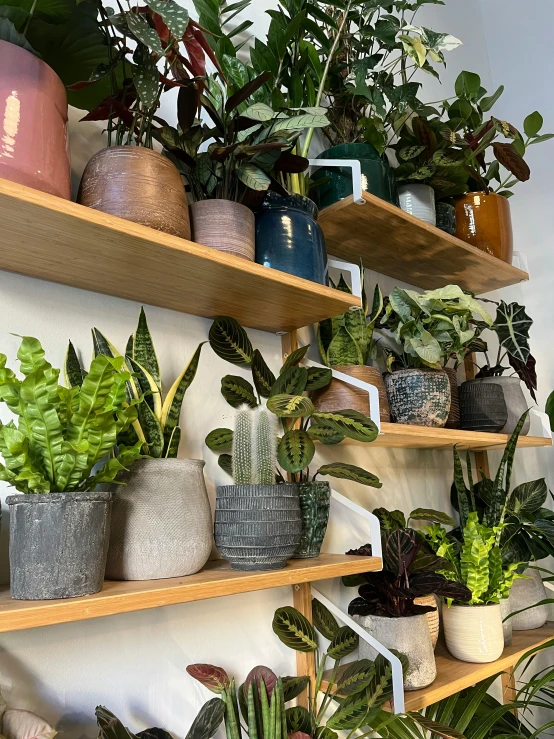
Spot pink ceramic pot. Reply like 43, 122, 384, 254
0, 40, 70, 199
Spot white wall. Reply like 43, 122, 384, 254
0, 1, 552, 735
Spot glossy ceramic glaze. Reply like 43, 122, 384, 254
478, 376, 531, 435
191, 199, 255, 260
311, 143, 399, 208
0, 40, 70, 199
443, 603, 504, 663
455, 192, 513, 263
255, 193, 328, 284
398, 184, 436, 225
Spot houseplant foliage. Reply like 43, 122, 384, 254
96, 701, 225, 739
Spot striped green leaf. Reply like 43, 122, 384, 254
137, 398, 164, 457
313, 410, 378, 443
312, 598, 340, 640
221, 375, 258, 408
327, 626, 359, 660
305, 367, 332, 392
205, 428, 234, 451
64, 341, 85, 388
282, 676, 310, 702
272, 607, 317, 652
280, 345, 309, 373
127, 355, 162, 419
270, 366, 308, 396
92, 328, 117, 359
165, 426, 181, 458
278, 429, 315, 473
236, 163, 271, 191
317, 463, 382, 488
209, 316, 253, 366
267, 394, 314, 418
133, 308, 161, 393
335, 660, 376, 697
252, 349, 276, 398
160, 343, 203, 453
218, 454, 233, 476
308, 422, 345, 445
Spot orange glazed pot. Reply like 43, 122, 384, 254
0, 40, 70, 199
455, 192, 513, 263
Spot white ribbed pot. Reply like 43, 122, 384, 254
500, 596, 513, 646
443, 604, 504, 663
398, 184, 436, 225
354, 613, 437, 690
105, 458, 213, 581
509, 568, 548, 630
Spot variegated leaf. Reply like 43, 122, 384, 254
267, 394, 314, 418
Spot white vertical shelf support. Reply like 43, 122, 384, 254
331, 489, 382, 560
308, 159, 367, 205
328, 258, 363, 307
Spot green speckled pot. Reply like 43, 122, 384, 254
293, 481, 331, 559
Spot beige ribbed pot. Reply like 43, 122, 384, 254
191, 199, 255, 260
312, 365, 390, 422
443, 604, 504, 663
415, 595, 440, 648
78, 146, 191, 238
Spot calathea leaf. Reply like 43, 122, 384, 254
312, 598, 340, 640
243, 665, 278, 697
251, 349, 275, 398
282, 676, 310, 702
335, 660, 376, 698
313, 410, 378, 443
272, 607, 317, 652
209, 316, 253, 366
221, 375, 257, 408
185, 699, 226, 739
242, 102, 275, 121
305, 367, 332, 392
493, 142, 530, 182
508, 352, 537, 401
384, 529, 418, 577
270, 366, 308, 396
510, 479, 548, 514
205, 428, 233, 451
236, 164, 271, 191
96, 706, 136, 739
326, 688, 374, 730
281, 345, 309, 372
308, 422, 345, 445
316, 463, 382, 488
327, 626, 359, 660
285, 707, 313, 735
399, 145, 426, 161
267, 394, 314, 418
278, 430, 315, 473
407, 713, 465, 739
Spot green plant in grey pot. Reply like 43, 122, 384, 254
69, 308, 211, 582
206, 317, 382, 561
0, 336, 144, 600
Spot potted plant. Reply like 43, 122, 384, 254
70, 308, 211, 581
347, 524, 471, 689
206, 316, 382, 561
0, 336, 143, 600
76, 1, 219, 238
0, 1, 113, 198
460, 298, 536, 435
381, 285, 493, 427
96, 700, 224, 739
313, 272, 390, 422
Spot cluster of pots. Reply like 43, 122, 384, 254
6, 458, 332, 601
354, 568, 550, 691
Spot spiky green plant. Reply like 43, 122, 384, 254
67, 308, 204, 458
232, 407, 277, 485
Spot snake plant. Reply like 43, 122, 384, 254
67, 308, 203, 458
0, 336, 143, 493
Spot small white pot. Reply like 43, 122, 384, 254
354, 613, 436, 690
500, 596, 513, 646
398, 184, 436, 226
443, 603, 504, 663
509, 568, 548, 630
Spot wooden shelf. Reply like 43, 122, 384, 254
321, 622, 554, 713
318, 192, 529, 295
338, 423, 552, 451
0, 178, 359, 333
0, 554, 381, 633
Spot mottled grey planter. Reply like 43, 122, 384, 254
7, 492, 112, 600
105, 458, 212, 581
354, 613, 437, 690
385, 369, 450, 427
215, 484, 301, 571
509, 568, 548, 630
459, 380, 508, 433
478, 377, 531, 435
293, 481, 331, 559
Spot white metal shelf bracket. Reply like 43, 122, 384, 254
512, 250, 529, 275
331, 489, 382, 560
308, 159, 366, 205
327, 258, 363, 310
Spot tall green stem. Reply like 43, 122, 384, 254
22, 0, 38, 36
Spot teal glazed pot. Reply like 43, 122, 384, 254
255, 193, 328, 285
311, 143, 399, 208
293, 481, 331, 559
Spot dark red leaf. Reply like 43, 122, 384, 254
225, 71, 272, 113
177, 84, 198, 133
289, 733, 311, 739
509, 353, 537, 401
210, 143, 239, 161
80, 96, 133, 126
274, 153, 309, 174
183, 28, 206, 79
152, 12, 170, 42
243, 666, 278, 697
191, 26, 224, 78
186, 664, 231, 694
493, 142, 530, 181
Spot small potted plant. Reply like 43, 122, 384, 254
312, 271, 390, 422
70, 308, 211, 581
96, 700, 224, 739
0, 336, 143, 600
460, 298, 536, 435
347, 526, 471, 689
206, 316, 382, 561
381, 285, 493, 427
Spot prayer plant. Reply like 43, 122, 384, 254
0, 336, 143, 494
96, 701, 225, 739
205, 316, 381, 486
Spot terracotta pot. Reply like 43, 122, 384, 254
311, 366, 390, 422
191, 199, 255, 260
455, 192, 513, 263
385, 368, 450, 427
443, 603, 504, 663
444, 367, 460, 429
414, 594, 440, 649
0, 40, 70, 199
78, 146, 191, 238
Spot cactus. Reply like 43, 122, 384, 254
232, 406, 277, 485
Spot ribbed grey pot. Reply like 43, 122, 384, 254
354, 613, 437, 690
509, 568, 548, 630
105, 458, 213, 581
7, 492, 112, 600
293, 481, 331, 559
215, 484, 301, 571
478, 377, 531, 435
385, 369, 450, 427
459, 380, 508, 433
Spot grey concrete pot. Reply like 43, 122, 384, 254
293, 481, 330, 559
509, 568, 548, 630
215, 484, 301, 571
500, 596, 513, 646
105, 458, 212, 581
7, 492, 112, 600
478, 376, 531, 435
385, 369, 450, 427
354, 613, 437, 690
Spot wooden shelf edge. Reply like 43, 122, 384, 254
0, 554, 382, 633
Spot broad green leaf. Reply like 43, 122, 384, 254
510, 479, 548, 514
218, 453, 233, 476
237, 163, 271, 191
455, 70, 481, 97
327, 626, 359, 660
209, 316, 253, 366
0, 17, 36, 53
221, 375, 258, 408
524, 111, 543, 138
251, 349, 276, 398
281, 345, 309, 372
409, 508, 456, 526
145, 0, 189, 37
267, 394, 314, 418
270, 366, 308, 396
243, 102, 275, 121
206, 428, 233, 451
313, 410, 378, 443
272, 114, 328, 132
160, 343, 203, 453
480, 85, 504, 112
277, 429, 315, 473
272, 607, 317, 652
317, 463, 382, 488
305, 367, 332, 392
185, 698, 226, 739
494, 300, 533, 362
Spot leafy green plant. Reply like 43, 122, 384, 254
205, 316, 382, 486
0, 336, 143, 494
67, 307, 203, 459
381, 285, 492, 370
96, 700, 225, 739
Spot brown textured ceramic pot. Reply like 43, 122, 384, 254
191, 199, 255, 260
444, 367, 460, 429
455, 192, 513, 263
78, 146, 191, 239
311, 365, 390, 423
0, 41, 70, 199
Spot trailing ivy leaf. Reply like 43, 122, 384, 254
221, 375, 257, 408
272, 607, 317, 652
409, 508, 456, 526
317, 463, 382, 488
270, 366, 308, 396
313, 410, 378, 443
145, 0, 189, 37
185, 698, 226, 739
278, 429, 315, 473
126, 11, 164, 55
209, 316, 253, 366
305, 367, 332, 392
218, 453, 232, 476
267, 394, 314, 418
312, 598, 340, 640
205, 428, 233, 451
281, 346, 309, 373
308, 422, 345, 445
251, 349, 275, 398
327, 626, 359, 660
282, 676, 310, 702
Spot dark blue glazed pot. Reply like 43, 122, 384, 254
255, 193, 328, 285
